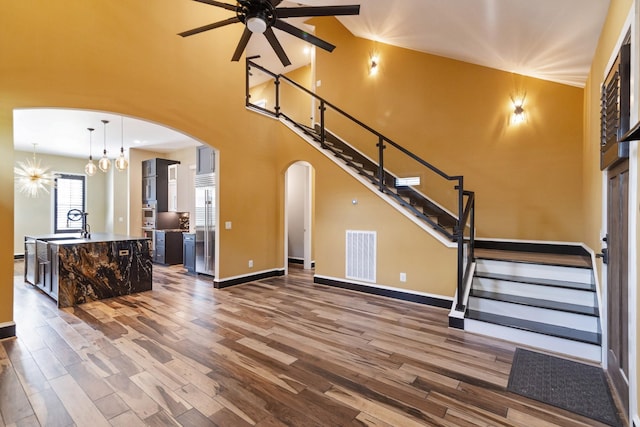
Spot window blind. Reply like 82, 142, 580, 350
54, 174, 86, 233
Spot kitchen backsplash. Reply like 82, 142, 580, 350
179, 212, 190, 230
157, 212, 190, 231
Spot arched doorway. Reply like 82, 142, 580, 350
284, 161, 314, 272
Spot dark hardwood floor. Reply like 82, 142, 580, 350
1, 260, 616, 426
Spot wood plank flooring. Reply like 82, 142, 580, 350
1, 260, 618, 426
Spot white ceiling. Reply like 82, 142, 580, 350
13, 109, 201, 159
14, 0, 610, 159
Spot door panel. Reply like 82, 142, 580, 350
606, 159, 629, 414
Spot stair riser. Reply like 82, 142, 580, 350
464, 319, 601, 362
472, 277, 595, 307
468, 298, 599, 332
475, 259, 592, 284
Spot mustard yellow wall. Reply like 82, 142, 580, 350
311, 18, 585, 242
273, 124, 457, 295
0, 0, 281, 327
250, 64, 313, 125
582, 0, 635, 416
0, 108, 14, 326
583, 0, 633, 253
1, 1, 582, 333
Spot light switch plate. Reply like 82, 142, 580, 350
225, 221, 232, 230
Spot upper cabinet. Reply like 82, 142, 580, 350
142, 158, 180, 212
142, 159, 156, 178
168, 164, 178, 212
196, 145, 215, 175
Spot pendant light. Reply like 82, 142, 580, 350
115, 116, 128, 171
84, 127, 97, 176
14, 143, 58, 198
98, 119, 111, 172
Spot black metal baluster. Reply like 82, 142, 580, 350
320, 101, 326, 149
274, 76, 281, 117
377, 136, 385, 192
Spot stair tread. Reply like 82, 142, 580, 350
474, 271, 595, 291
475, 248, 591, 268
469, 290, 598, 316
466, 310, 601, 345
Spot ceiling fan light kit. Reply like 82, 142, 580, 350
179, 0, 360, 67
247, 16, 267, 33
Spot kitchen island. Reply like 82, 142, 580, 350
24, 234, 152, 308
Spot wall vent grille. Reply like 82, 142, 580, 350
345, 230, 376, 283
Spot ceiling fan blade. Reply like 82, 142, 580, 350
231, 28, 253, 61
264, 27, 291, 67
178, 16, 240, 37
276, 5, 360, 19
273, 19, 336, 52
192, 0, 237, 11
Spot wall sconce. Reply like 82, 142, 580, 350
510, 94, 526, 125
369, 54, 380, 76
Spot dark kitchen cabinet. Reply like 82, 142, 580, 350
196, 145, 215, 175
154, 230, 183, 265
142, 158, 179, 211
142, 159, 156, 178
183, 233, 195, 273
143, 176, 156, 202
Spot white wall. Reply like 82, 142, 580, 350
14, 145, 198, 255
129, 146, 198, 236
170, 146, 197, 231
287, 163, 306, 259
13, 151, 108, 255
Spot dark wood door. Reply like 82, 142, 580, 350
606, 158, 629, 414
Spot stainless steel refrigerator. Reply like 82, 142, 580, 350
195, 173, 215, 276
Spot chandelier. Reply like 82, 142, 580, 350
14, 143, 58, 198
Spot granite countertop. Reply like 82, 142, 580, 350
26, 233, 150, 245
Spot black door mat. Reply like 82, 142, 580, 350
507, 348, 622, 426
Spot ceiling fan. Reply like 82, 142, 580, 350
179, 0, 360, 67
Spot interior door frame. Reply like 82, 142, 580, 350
601, 6, 638, 423
283, 161, 314, 274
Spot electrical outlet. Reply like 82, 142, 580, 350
248, 260, 253, 268
400, 272, 407, 282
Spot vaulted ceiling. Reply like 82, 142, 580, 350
14, 0, 610, 158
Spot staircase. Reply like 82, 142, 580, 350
465, 241, 601, 362
245, 59, 602, 362
298, 124, 459, 239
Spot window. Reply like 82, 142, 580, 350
600, 32, 630, 170
54, 174, 86, 233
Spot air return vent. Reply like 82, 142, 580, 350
345, 230, 376, 282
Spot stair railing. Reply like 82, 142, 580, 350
246, 58, 474, 312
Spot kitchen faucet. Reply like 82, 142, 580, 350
67, 209, 91, 238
